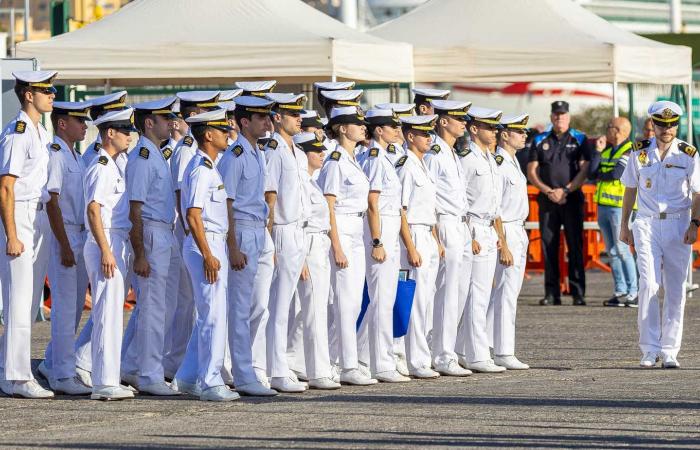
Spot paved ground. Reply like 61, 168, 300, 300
1, 270, 700, 449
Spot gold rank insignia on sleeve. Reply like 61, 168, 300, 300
14, 121, 26, 134
139, 147, 150, 159
267, 139, 278, 150
162, 147, 173, 160
233, 144, 244, 157
98, 156, 108, 166
495, 155, 504, 165
679, 141, 697, 158
94, 143, 102, 152
431, 144, 441, 154
201, 158, 213, 169
395, 155, 407, 168
183, 136, 194, 147
369, 148, 379, 158
50, 143, 61, 151
330, 151, 341, 161
387, 144, 397, 154
456, 148, 471, 157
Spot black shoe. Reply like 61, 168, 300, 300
625, 296, 638, 308
603, 296, 625, 307
573, 296, 586, 306
539, 296, 561, 306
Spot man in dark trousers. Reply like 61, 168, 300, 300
527, 101, 591, 306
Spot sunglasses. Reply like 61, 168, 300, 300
32, 87, 57, 96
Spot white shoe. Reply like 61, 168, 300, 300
50, 377, 92, 395
494, 355, 530, 370
467, 360, 507, 373
254, 368, 271, 388
409, 367, 440, 379
37, 360, 52, 381
375, 370, 411, 383
358, 363, 372, 379
394, 354, 409, 377
200, 385, 240, 402
120, 373, 140, 389
340, 368, 378, 386
221, 367, 235, 387
12, 380, 54, 399
91, 385, 134, 401
291, 369, 309, 382
330, 365, 341, 384
236, 381, 278, 397
308, 377, 341, 390
270, 377, 306, 393
286, 371, 308, 390
640, 352, 659, 368
434, 360, 472, 376
75, 366, 93, 388
662, 354, 680, 369
171, 378, 201, 396
139, 381, 182, 396
457, 355, 469, 369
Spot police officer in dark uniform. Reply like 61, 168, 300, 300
527, 101, 591, 306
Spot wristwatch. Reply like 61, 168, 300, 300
691, 219, 700, 228
372, 238, 383, 248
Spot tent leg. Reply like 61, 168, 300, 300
627, 83, 635, 137
104, 79, 111, 94
612, 81, 619, 116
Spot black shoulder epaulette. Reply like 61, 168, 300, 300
257, 138, 270, 149
395, 155, 408, 168
678, 141, 697, 158
14, 121, 26, 134
457, 148, 471, 157
430, 143, 441, 154
267, 139, 278, 150
138, 147, 149, 159
50, 143, 61, 152
387, 144, 397, 154
233, 144, 244, 157
633, 139, 650, 151
201, 158, 213, 169
183, 136, 194, 147
162, 147, 173, 161
329, 151, 341, 161
495, 155, 504, 165
94, 143, 102, 152
160, 139, 170, 149
97, 156, 108, 166
369, 148, 379, 158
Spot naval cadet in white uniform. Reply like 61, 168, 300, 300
411, 88, 450, 116
81, 91, 128, 168
620, 101, 700, 369
0, 70, 57, 399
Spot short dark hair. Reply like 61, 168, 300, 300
50, 112, 63, 131
134, 111, 151, 134
14, 85, 32, 106
190, 125, 209, 146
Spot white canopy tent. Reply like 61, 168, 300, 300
16, 0, 414, 85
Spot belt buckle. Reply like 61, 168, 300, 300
659, 212, 667, 220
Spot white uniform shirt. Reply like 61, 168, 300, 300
83, 149, 131, 231
218, 135, 268, 222
621, 137, 700, 216
461, 142, 501, 220
264, 132, 310, 225
361, 139, 402, 216
181, 150, 228, 235
82, 135, 102, 168
47, 136, 86, 226
318, 143, 370, 215
0, 110, 51, 202
171, 131, 197, 190
126, 136, 176, 224
424, 134, 468, 216
496, 147, 529, 222
396, 151, 437, 225
305, 172, 330, 233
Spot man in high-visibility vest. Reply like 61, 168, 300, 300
589, 117, 638, 307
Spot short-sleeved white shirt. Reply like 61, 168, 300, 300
181, 150, 228, 234
461, 141, 501, 220
305, 172, 330, 233
126, 136, 176, 224
83, 149, 131, 231
171, 131, 198, 190
47, 136, 86, 225
621, 137, 700, 217
396, 151, 437, 225
264, 132, 310, 225
424, 134, 468, 216
82, 135, 102, 168
496, 147, 529, 222
317, 143, 370, 215
218, 135, 268, 222
0, 110, 51, 202
361, 139, 401, 216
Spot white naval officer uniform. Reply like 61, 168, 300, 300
360, 140, 403, 376
0, 110, 52, 382
621, 137, 700, 360
396, 151, 439, 373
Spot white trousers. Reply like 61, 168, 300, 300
228, 223, 273, 386
632, 215, 690, 358
45, 226, 88, 380
182, 233, 228, 390
84, 229, 130, 387
403, 224, 439, 371
487, 222, 528, 356
121, 223, 181, 386
296, 231, 333, 379
362, 215, 401, 375
330, 215, 366, 370
0, 201, 50, 381
432, 218, 472, 367
286, 293, 305, 375
457, 222, 498, 364
267, 223, 307, 378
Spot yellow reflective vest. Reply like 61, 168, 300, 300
594, 140, 633, 208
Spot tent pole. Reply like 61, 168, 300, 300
628, 83, 635, 137
104, 79, 111, 94
612, 81, 619, 116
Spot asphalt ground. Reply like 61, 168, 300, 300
0, 270, 699, 449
